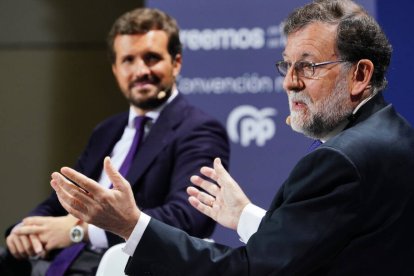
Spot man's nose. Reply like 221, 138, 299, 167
282, 67, 304, 92
133, 60, 151, 77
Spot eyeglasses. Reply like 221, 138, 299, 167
275, 60, 346, 78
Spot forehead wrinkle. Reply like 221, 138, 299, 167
284, 22, 338, 62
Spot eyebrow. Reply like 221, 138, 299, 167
281, 52, 314, 60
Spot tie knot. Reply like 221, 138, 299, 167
308, 139, 323, 152
134, 116, 149, 130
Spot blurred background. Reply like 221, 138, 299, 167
0, 0, 144, 244
0, 0, 413, 246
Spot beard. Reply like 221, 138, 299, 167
126, 74, 173, 110
289, 73, 354, 139
128, 88, 171, 110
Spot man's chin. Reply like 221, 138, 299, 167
289, 115, 314, 137
289, 115, 304, 132
290, 121, 305, 135
130, 94, 169, 111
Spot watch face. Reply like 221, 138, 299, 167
70, 225, 84, 243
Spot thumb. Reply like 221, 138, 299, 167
213, 158, 241, 190
104, 157, 129, 191
213, 158, 232, 182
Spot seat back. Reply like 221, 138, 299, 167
95, 243, 128, 276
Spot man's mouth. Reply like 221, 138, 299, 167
130, 80, 156, 90
291, 100, 307, 111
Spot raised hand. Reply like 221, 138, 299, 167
50, 157, 139, 240
187, 158, 251, 230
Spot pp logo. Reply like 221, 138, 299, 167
227, 105, 277, 147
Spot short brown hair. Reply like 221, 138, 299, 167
107, 8, 182, 64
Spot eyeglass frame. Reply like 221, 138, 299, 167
275, 60, 347, 78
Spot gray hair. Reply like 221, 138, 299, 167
284, 0, 392, 92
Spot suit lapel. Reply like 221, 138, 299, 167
125, 95, 187, 185
81, 113, 128, 179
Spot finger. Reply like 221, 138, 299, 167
187, 187, 216, 208
50, 177, 90, 221
6, 235, 19, 259
213, 158, 236, 184
186, 186, 200, 198
14, 225, 43, 235
51, 172, 95, 205
197, 190, 216, 207
12, 239, 26, 259
19, 235, 35, 257
190, 175, 220, 197
103, 156, 130, 191
14, 236, 27, 258
60, 194, 90, 222
199, 166, 218, 182
29, 235, 44, 255
22, 216, 47, 226
59, 166, 104, 195
188, 196, 214, 218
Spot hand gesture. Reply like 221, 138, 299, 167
50, 157, 139, 240
187, 158, 250, 230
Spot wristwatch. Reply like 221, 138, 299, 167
69, 225, 84, 243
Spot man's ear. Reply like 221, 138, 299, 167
112, 64, 117, 77
350, 59, 374, 96
172, 53, 182, 78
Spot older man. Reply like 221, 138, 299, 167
51, 0, 414, 275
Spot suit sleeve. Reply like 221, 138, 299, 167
125, 147, 363, 275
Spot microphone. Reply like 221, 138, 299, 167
286, 115, 291, 126
157, 90, 167, 100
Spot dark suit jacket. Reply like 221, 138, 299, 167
126, 93, 414, 276
18, 94, 230, 246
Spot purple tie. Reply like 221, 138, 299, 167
308, 139, 323, 152
118, 116, 149, 177
45, 243, 85, 276
46, 116, 148, 276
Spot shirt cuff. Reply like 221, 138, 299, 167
88, 224, 109, 249
123, 212, 151, 256
237, 203, 266, 243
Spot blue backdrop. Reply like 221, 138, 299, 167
378, 2, 414, 125
147, 0, 413, 246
